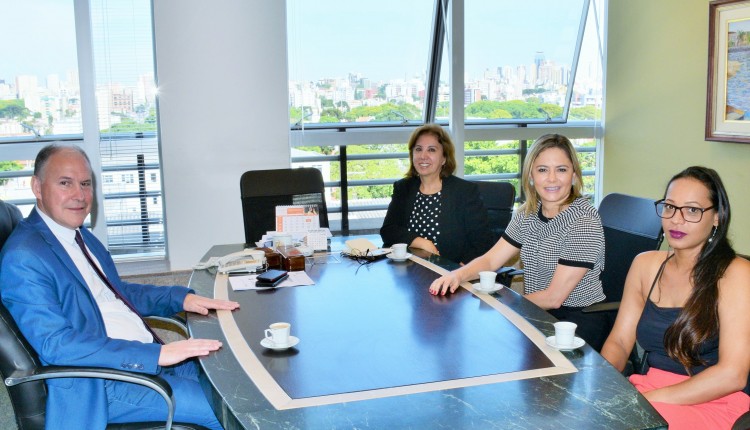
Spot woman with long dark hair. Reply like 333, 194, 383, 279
601, 166, 750, 429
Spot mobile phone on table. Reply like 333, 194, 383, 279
255, 269, 289, 287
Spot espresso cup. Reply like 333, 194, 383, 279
553, 321, 577, 347
478, 271, 497, 289
264, 322, 291, 346
392, 243, 408, 259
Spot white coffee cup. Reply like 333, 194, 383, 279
478, 271, 497, 290
553, 321, 577, 347
264, 322, 291, 346
392, 243, 408, 259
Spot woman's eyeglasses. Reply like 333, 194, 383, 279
654, 200, 714, 223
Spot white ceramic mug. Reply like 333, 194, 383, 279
264, 322, 291, 346
553, 321, 577, 347
392, 243, 408, 259
478, 271, 497, 289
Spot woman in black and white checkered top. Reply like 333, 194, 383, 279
430, 134, 609, 351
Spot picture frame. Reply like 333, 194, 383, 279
706, 0, 750, 143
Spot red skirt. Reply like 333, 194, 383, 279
629, 367, 749, 430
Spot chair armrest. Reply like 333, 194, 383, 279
5, 365, 175, 430
145, 315, 188, 337
581, 301, 620, 313
496, 267, 524, 287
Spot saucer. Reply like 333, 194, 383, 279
261, 336, 300, 351
545, 335, 585, 351
387, 253, 412, 262
472, 282, 503, 294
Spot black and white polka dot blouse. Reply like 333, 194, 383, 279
408, 191, 441, 247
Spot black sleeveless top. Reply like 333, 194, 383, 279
636, 254, 750, 395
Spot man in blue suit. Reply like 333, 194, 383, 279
0, 144, 238, 429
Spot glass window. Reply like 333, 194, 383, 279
291, 0, 606, 234
0, 1, 166, 260
443, 0, 599, 124
90, 0, 158, 136
90, 0, 165, 259
287, 0, 435, 127
0, 1, 82, 139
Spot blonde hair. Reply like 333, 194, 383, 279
405, 124, 457, 178
519, 134, 583, 215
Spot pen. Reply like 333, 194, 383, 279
227, 270, 255, 277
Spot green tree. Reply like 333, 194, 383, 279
0, 100, 29, 119
344, 102, 420, 123
0, 161, 24, 186
289, 106, 303, 124
569, 105, 601, 120
101, 117, 157, 134
320, 108, 343, 120
344, 144, 408, 200
320, 97, 333, 108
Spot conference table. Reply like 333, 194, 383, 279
187, 238, 667, 430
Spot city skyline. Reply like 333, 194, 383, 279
2, 0, 597, 85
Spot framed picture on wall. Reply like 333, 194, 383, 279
707, 0, 750, 143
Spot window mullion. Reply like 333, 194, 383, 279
424, 0, 445, 124
74, 0, 108, 245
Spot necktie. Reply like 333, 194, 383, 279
74, 230, 164, 344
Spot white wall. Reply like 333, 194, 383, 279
153, 1, 291, 269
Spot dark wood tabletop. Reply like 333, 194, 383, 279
188, 239, 667, 430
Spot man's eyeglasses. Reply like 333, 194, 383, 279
654, 200, 714, 223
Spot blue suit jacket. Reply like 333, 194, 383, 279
0, 208, 191, 429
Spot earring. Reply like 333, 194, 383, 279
529, 179, 534, 186
708, 226, 717, 243
572, 177, 577, 186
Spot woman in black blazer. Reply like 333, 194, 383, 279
380, 124, 494, 264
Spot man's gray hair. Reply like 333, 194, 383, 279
33, 144, 92, 180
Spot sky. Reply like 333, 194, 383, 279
1, 0, 599, 86
287, 0, 594, 82
0, 0, 79, 81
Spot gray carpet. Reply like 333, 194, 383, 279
0, 387, 14, 430
0, 271, 192, 428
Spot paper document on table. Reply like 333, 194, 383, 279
228, 271, 315, 291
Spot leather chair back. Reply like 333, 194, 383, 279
0, 199, 48, 429
475, 181, 516, 243
0, 200, 22, 250
240, 168, 329, 245
0, 301, 47, 429
598, 193, 663, 303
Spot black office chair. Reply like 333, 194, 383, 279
0, 199, 22, 250
734, 410, 750, 430
473, 181, 523, 286
0, 201, 207, 430
240, 168, 329, 246
583, 192, 663, 314
0, 303, 208, 430
474, 180, 516, 243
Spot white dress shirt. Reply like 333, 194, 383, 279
37, 208, 153, 343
